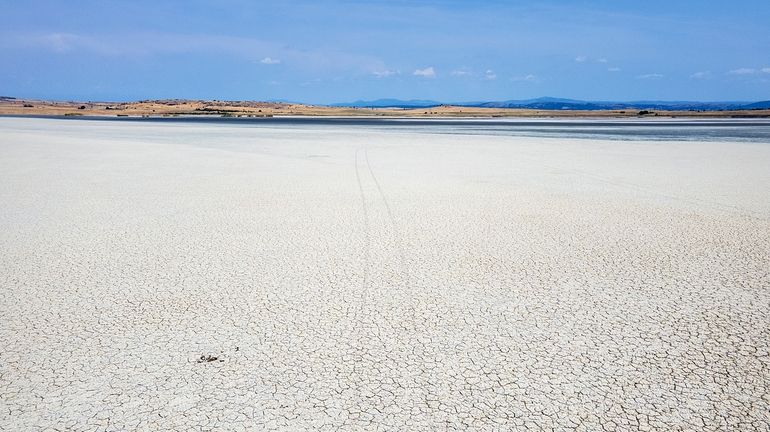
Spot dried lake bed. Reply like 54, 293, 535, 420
1, 117, 769, 431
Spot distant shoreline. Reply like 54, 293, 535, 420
5, 113, 770, 144
4, 113, 770, 126
2, 98, 769, 119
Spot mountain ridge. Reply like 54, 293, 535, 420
331, 97, 770, 111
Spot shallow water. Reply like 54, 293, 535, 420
8, 115, 770, 143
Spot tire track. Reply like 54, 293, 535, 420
363, 148, 411, 289
354, 148, 371, 303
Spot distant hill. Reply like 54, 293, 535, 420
741, 100, 770, 110
332, 97, 770, 111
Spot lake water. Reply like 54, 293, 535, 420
8, 115, 770, 143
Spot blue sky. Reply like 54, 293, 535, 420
2, 0, 769, 103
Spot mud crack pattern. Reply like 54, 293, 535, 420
1, 118, 769, 431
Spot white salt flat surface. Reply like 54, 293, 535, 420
1, 118, 769, 431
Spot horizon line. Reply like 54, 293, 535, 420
3, 95, 769, 105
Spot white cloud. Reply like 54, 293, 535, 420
300, 78, 321, 87
413, 67, 436, 78
608, 67, 621, 72
9, 31, 389, 75
729, 68, 756, 75
727, 67, 770, 76
372, 69, 398, 78
511, 74, 537, 82
42, 33, 77, 53
484, 69, 497, 80
637, 73, 663, 79
260, 57, 280, 64
597, 58, 608, 63
575, 55, 587, 62
451, 69, 471, 77
690, 71, 711, 79
17, 32, 124, 55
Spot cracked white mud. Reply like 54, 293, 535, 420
1, 118, 769, 431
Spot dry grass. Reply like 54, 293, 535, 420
2, 98, 768, 118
